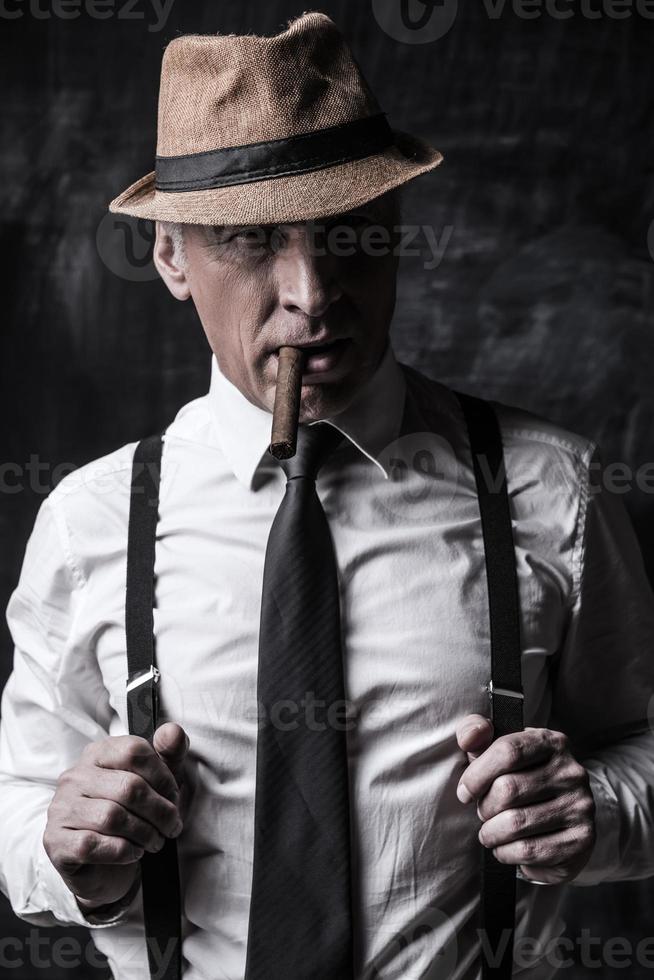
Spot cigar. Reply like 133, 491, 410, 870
269, 346, 305, 459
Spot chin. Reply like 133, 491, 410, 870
297, 378, 357, 422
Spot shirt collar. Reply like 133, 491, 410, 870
207, 339, 406, 491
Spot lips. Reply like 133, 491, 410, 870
299, 338, 349, 374
271, 337, 353, 380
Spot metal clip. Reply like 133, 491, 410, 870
487, 679, 524, 700
126, 665, 161, 694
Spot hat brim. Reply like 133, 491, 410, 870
108, 131, 443, 225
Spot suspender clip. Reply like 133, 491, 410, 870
126, 665, 161, 693
126, 666, 161, 740
487, 679, 524, 700
487, 679, 524, 720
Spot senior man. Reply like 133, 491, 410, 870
2, 11, 654, 980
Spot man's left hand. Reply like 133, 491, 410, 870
455, 714, 596, 884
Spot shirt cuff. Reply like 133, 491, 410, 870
74, 871, 143, 925
568, 762, 621, 886
31, 836, 140, 928
515, 867, 554, 886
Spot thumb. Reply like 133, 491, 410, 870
456, 714, 494, 762
153, 722, 190, 787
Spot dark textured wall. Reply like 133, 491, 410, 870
1, 0, 653, 976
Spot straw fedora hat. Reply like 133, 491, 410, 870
109, 10, 443, 226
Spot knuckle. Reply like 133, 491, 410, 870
42, 826, 57, 859
118, 773, 144, 806
577, 791, 595, 820
495, 774, 518, 807
57, 766, 76, 788
518, 837, 538, 863
500, 738, 522, 769
509, 809, 527, 835
565, 757, 585, 780
44, 839, 65, 869
148, 832, 166, 853
576, 763, 590, 786
97, 801, 122, 835
70, 831, 96, 864
120, 737, 151, 770
113, 837, 137, 861
578, 820, 595, 843
549, 729, 568, 753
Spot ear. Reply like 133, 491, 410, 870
153, 221, 191, 301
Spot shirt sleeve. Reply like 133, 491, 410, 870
548, 442, 654, 886
0, 496, 138, 928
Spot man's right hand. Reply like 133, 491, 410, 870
44, 722, 189, 911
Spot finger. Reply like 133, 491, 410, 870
86, 736, 180, 804
55, 829, 145, 874
69, 767, 182, 839
478, 796, 571, 849
476, 765, 562, 819
456, 715, 494, 761
491, 823, 593, 868
457, 729, 556, 804
153, 723, 190, 788
61, 797, 167, 854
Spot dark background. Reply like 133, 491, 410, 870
1, 0, 653, 976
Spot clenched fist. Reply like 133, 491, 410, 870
44, 722, 189, 913
455, 715, 596, 884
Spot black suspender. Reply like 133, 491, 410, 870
126, 433, 182, 980
457, 391, 525, 980
125, 393, 523, 980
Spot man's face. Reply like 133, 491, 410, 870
154, 190, 400, 421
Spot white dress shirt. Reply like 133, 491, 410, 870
2, 341, 654, 980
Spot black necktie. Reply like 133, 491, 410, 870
244, 422, 354, 980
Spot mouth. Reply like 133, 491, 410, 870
272, 337, 353, 380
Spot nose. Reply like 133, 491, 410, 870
277, 229, 342, 319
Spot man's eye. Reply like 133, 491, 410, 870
217, 227, 258, 246
211, 226, 270, 248
234, 226, 284, 251
235, 228, 264, 244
